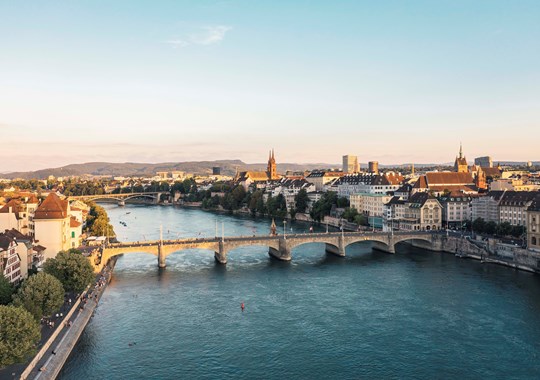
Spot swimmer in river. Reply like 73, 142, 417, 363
241, 302, 245, 312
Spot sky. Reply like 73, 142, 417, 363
1, 0, 539, 172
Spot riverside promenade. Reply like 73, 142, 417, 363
20, 260, 115, 380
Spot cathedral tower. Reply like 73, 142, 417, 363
267, 149, 277, 180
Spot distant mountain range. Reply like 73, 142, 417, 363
2, 160, 537, 180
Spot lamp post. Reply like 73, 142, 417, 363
283, 220, 287, 239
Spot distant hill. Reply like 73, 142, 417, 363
2, 160, 340, 180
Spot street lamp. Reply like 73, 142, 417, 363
283, 220, 287, 239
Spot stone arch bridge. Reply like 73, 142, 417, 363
95, 231, 447, 272
69, 192, 162, 204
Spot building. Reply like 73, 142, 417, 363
475, 156, 493, 168
212, 167, 221, 175
306, 171, 344, 191
383, 192, 442, 231
342, 155, 359, 174
269, 178, 316, 210
526, 196, 540, 251
498, 191, 538, 226
33, 193, 77, 260
471, 191, 505, 223
438, 194, 473, 229
235, 149, 281, 189
156, 171, 169, 179
0, 194, 39, 237
412, 172, 477, 196
368, 161, 379, 175
350, 193, 393, 228
335, 172, 403, 199
454, 144, 469, 173
0, 234, 21, 284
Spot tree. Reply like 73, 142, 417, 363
0, 305, 41, 367
496, 222, 512, 237
354, 214, 369, 226
13, 273, 65, 320
342, 207, 359, 223
0, 276, 14, 305
295, 189, 309, 213
485, 221, 497, 236
44, 251, 95, 293
472, 218, 486, 233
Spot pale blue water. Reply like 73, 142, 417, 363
59, 205, 540, 379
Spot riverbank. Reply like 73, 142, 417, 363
20, 257, 117, 380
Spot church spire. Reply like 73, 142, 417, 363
272, 148, 275, 161
459, 142, 463, 159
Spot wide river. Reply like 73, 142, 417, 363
59, 205, 540, 379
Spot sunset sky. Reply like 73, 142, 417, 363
1, 0, 539, 172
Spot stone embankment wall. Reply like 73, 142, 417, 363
412, 235, 540, 274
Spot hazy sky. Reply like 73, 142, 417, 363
1, 0, 539, 172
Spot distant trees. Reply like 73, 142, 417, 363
0, 305, 41, 367
44, 250, 94, 293
13, 273, 64, 320
310, 192, 338, 222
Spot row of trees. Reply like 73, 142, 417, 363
0, 251, 95, 367
472, 218, 526, 238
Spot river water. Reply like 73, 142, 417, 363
59, 205, 540, 379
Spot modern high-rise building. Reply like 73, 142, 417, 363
474, 156, 493, 168
212, 167, 221, 175
342, 155, 359, 173
368, 161, 379, 175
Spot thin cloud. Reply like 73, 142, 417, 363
165, 25, 232, 48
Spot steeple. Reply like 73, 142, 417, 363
267, 148, 277, 180
411, 163, 415, 176
459, 142, 463, 159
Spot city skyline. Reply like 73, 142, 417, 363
1, 1, 539, 171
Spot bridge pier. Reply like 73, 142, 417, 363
268, 238, 291, 261
158, 244, 166, 268
214, 241, 227, 264
325, 243, 345, 257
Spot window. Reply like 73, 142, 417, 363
532, 237, 537, 246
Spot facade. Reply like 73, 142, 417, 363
335, 172, 403, 199
33, 193, 74, 259
269, 178, 315, 210
474, 156, 493, 168
498, 191, 539, 226
438, 194, 473, 229
342, 155, 359, 174
350, 193, 393, 228
0, 234, 21, 284
527, 197, 540, 251
471, 191, 505, 223
383, 193, 442, 231
0, 195, 39, 237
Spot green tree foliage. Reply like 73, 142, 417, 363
13, 273, 64, 320
342, 207, 359, 222
248, 190, 265, 215
0, 305, 41, 367
84, 201, 116, 237
266, 194, 287, 218
294, 189, 309, 213
0, 276, 14, 305
495, 222, 512, 237
354, 214, 369, 226
44, 251, 94, 293
511, 225, 525, 238
337, 196, 350, 208
310, 192, 338, 222
472, 218, 486, 233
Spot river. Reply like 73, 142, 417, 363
59, 205, 540, 379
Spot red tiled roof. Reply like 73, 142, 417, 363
70, 217, 81, 228
34, 193, 69, 220
0, 199, 22, 214
425, 172, 474, 185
